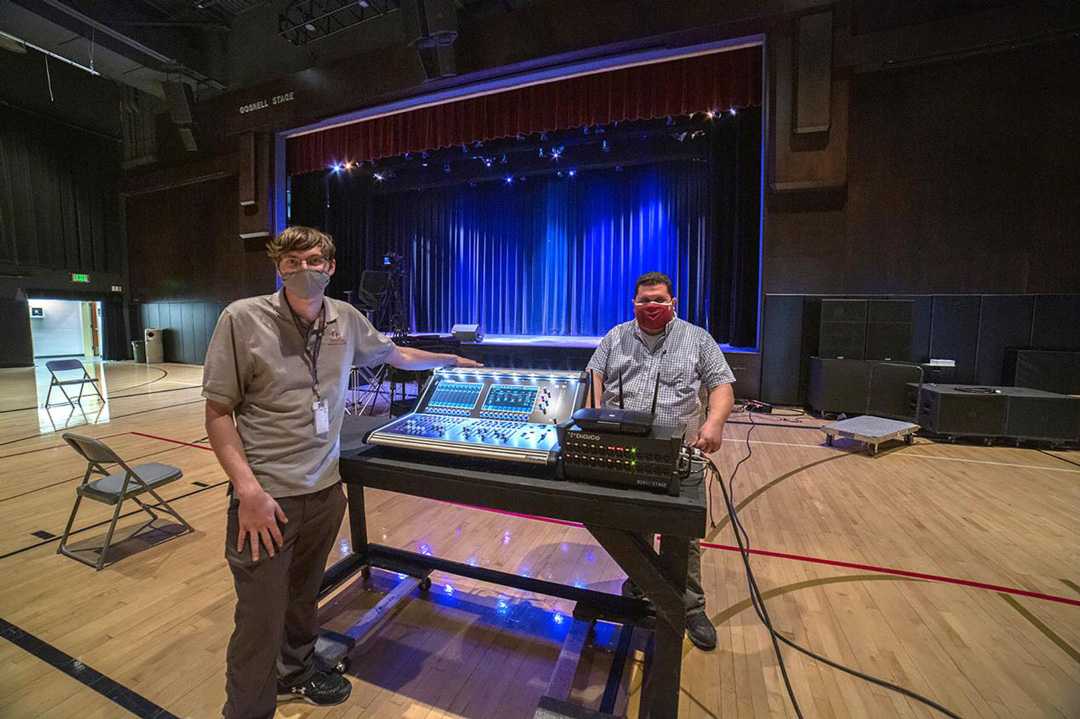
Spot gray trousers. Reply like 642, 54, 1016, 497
222, 483, 347, 719
623, 464, 706, 616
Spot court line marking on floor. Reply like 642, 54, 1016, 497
131, 431, 215, 452
998, 593, 1080, 664
0, 616, 179, 719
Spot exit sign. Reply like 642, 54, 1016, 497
71, 273, 90, 283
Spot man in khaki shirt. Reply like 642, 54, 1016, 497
203, 226, 478, 719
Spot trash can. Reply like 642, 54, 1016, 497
131, 340, 146, 363
144, 328, 164, 364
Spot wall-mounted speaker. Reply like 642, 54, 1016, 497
401, 0, 457, 79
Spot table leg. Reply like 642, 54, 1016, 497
346, 483, 369, 568
647, 534, 689, 719
587, 526, 689, 719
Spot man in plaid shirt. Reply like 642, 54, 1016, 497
586, 271, 735, 650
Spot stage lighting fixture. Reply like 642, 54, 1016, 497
443, 163, 451, 173
601, 139, 610, 152
550, 146, 563, 161
373, 172, 386, 182
705, 110, 715, 119
504, 176, 514, 185
568, 169, 577, 177
729, 107, 738, 116
304, 22, 316, 32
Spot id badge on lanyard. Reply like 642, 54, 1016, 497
293, 305, 329, 437
313, 398, 329, 435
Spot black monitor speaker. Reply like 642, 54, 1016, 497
915, 385, 1008, 437
1004, 390, 1080, 442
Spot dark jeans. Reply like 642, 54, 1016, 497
222, 483, 347, 719
622, 464, 706, 616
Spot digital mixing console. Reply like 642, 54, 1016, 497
365, 368, 587, 464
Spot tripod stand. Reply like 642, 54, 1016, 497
373, 266, 409, 338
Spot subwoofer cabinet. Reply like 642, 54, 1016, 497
907, 383, 1080, 443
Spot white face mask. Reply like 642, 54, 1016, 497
282, 269, 330, 299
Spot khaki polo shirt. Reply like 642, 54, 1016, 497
202, 289, 394, 498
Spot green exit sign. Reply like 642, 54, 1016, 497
71, 273, 90, 283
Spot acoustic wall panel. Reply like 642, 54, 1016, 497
761, 295, 804, 405
1032, 295, 1080, 350
930, 296, 981, 384
975, 295, 1034, 385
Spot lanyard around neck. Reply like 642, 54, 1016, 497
289, 302, 326, 402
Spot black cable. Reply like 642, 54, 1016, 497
1038, 448, 1080, 469
706, 456, 964, 719
709, 451, 804, 718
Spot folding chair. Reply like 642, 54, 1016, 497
58, 433, 194, 570
43, 359, 105, 408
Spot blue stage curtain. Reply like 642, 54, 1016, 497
291, 108, 761, 345
365, 161, 714, 337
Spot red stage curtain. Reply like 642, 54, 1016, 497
286, 46, 761, 176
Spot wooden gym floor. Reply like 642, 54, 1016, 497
0, 361, 1077, 718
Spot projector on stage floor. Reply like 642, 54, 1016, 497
451, 324, 483, 343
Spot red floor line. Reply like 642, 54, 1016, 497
698, 542, 1080, 608
130, 431, 214, 452
436, 500, 1080, 608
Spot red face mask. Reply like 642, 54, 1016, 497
634, 303, 674, 333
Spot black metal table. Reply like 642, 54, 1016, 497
321, 416, 706, 719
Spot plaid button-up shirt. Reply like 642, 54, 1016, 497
585, 318, 735, 441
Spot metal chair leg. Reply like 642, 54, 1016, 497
144, 487, 194, 532
57, 383, 76, 409
95, 500, 126, 571
45, 381, 55, 408
56, 493, 85, 555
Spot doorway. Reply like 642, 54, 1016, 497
28, 299, 102, 359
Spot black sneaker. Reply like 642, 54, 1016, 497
686, 612, 717, 651
277, 669, 352, 706
620, 578, 644, 599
